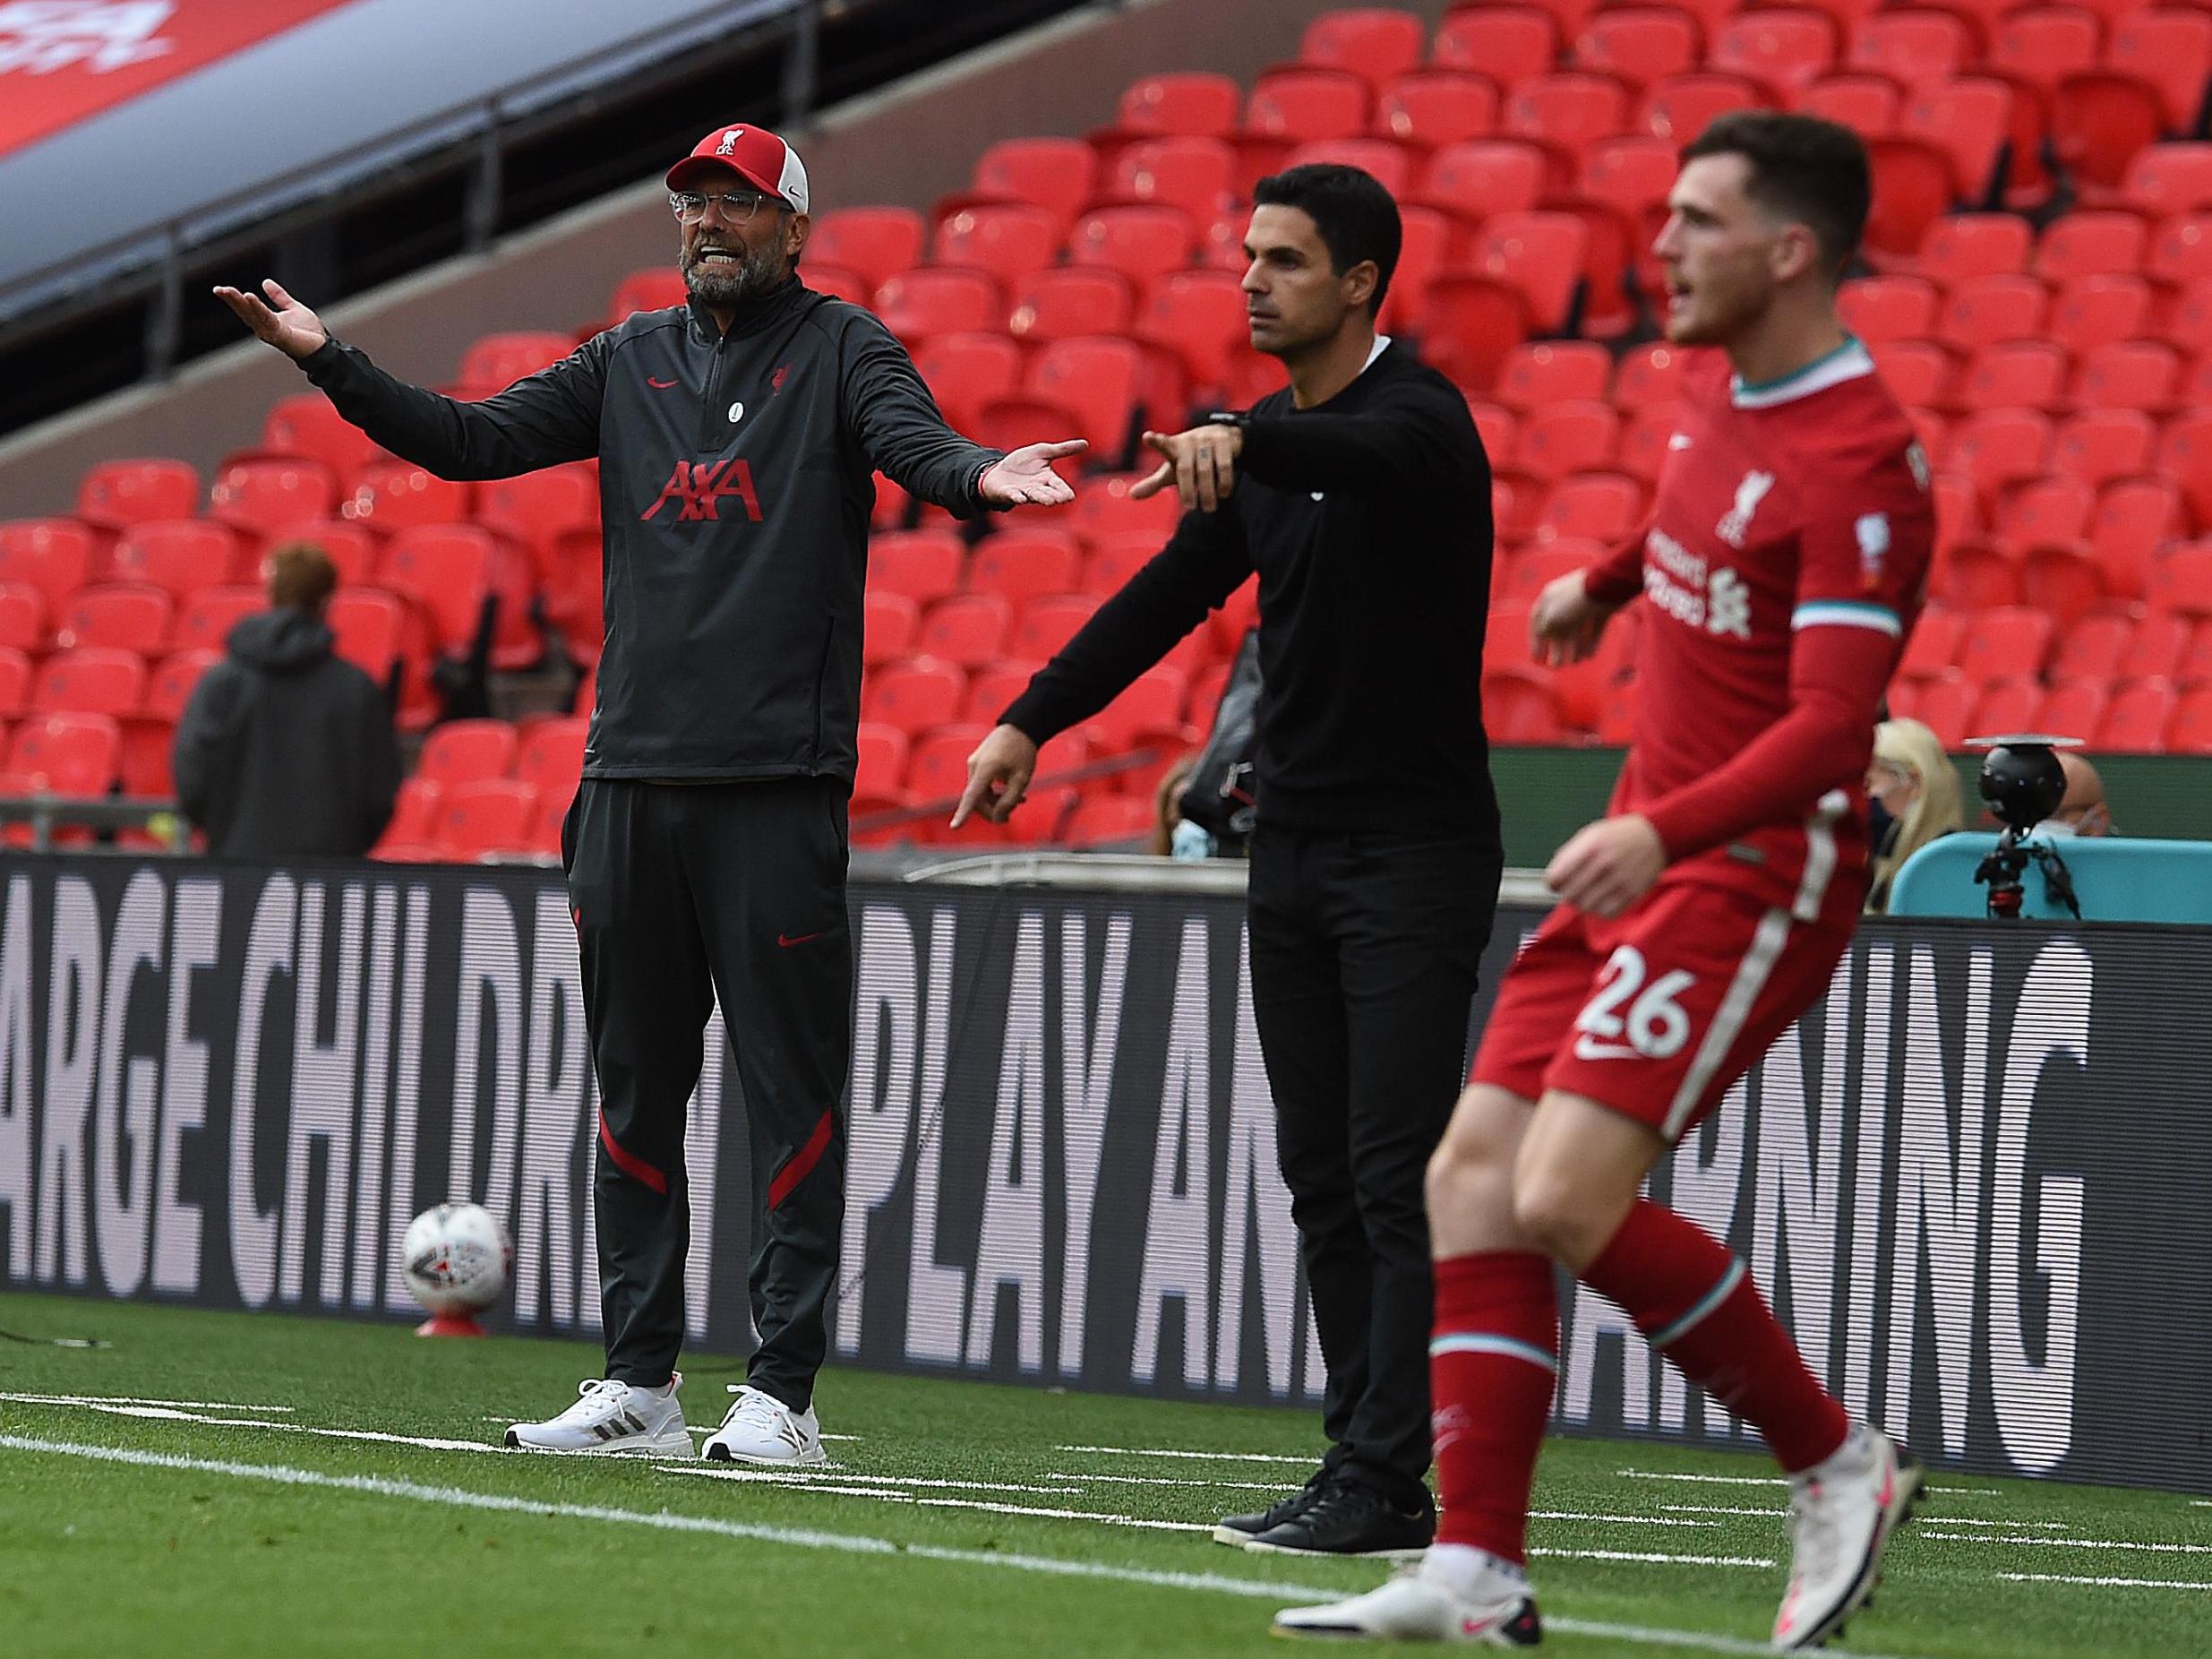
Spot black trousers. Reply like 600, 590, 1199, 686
1246, 826, 1502, 1510
563, 776, 852, 1412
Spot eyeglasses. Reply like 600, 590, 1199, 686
670, 189, 774, 224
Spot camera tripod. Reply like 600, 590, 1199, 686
1973, 825, 2082, 920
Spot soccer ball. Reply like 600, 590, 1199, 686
400, 1203, 512, 1315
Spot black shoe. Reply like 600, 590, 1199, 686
1212, 1466, 1329, 1548
1242, 1475, 1436, 1558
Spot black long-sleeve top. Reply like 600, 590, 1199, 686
300, 278, 1003, 781
1003, 340, 1501, 839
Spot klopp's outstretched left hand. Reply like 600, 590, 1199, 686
979, 440, 1086, 506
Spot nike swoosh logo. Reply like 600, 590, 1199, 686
776, 931, 822, 948
647, 375, 678, 389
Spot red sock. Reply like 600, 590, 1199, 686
1582, 1199, 1848, 1474
1430, 1251, 1557, 1564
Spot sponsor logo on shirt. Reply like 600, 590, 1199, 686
1715, 468, 1775, 549
1643, 528, 1752, 639
640, 458, 764, 523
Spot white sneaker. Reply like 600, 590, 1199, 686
502, 1374, 690, 1456
1273, 1552, 1542, 1645
1772, 1426, 1923, 1650
700, 1383, 827, 1466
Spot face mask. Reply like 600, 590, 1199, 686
1867, 796, 1899, 855
2037, 818, 2077, 839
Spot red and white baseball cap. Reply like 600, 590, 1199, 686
666, 124, 810, 213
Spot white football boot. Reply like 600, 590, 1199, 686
503, 1373, 690, 1456
700, 1383, 828, 1466
1771, 1426, 1923, 1650
1273, 1549, 1542, 1645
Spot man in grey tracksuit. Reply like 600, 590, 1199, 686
217, 122, 1081, 1462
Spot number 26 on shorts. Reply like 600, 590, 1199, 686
1572, 945, 1696, 1062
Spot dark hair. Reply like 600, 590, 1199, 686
1251, 163, 1402, 314
1679, 111, 1871, 276
267, 541, 339, 613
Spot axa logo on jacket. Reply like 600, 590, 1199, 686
641, 458, 763, 522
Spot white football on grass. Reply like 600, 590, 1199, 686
401, 1203, 512, 1314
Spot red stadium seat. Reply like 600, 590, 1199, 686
262, 393, 382, 481
1067, 470, 1183, 548
1117, 71, 1242, 137
1502, 73, 1629, 168
1081, 534, 1159, 595
2165, 683, 2212, 751
864, 590, 920, 666
437, 780, 538, 859
967, 529, 1084, 610
1638, 73, 1762, 145
417, 718, 518, 790
327, 588, 409, 682
0, 649, 30, 718
2155, 409, 2212, 526
1575, 10, 1702, 92
2050, 73, 2168, 192
343, 460, 468, 534
171, 586, 264, 654
257, 518, 375, 586
1512, 401, 1622, 480
1422, 279, 1531, 387
912, 331, 1023, 433
809, 207, 926, 292
869, 529, 965, 607
917, 593, 1012, 668
1137, 269, 1247, 390
1244, 68, 1370, 142
853, 720, 911, 802
1614, 404, 1685, 480
802, 263, 871, 308
1467, 211, 1591, 332
1300, 7, 1428, 91
1865, 138, 1958, 259
456, 331, 571, 393
1025, 337, 1146, 461
35, 648, 144, 716
961, 660, 1042, 726
1433, 7, 1561, 90
107, 519, 236, 598
2149, 212, 2212, 288
2096, 481, 2188, 595
1710, 11, 1839, 96
1949, 408, 2054, 500
1008, 267, 1136, 346
1082, 664, 1196, 752
1848, 11, 1969, 91
2001, 477, 2096, 550
210, 457, 339, 546
2146, 542, 2212, 615
1609, 342, 1690, 412
1496, 341, 1614, 412
1956, 341, 2069, 411
1414, 139, 1549, 222
2046, 274, 2152, 357
872, 267, 1003, 343
1899, 78, 2015, 202
928, 202, 1055, 291
1577, 135, 1676, 220
2052, 409, 2155, 487
0, 519, 93, 616
1103, 135, 1239, 223
2123, 143, 2212, 219
476, 464, 596, 579
75, 458, 199, 536
608, 267, 688, 320
2038, 677, 2110, 743
1011, 593, 1100, 660
7, 712, 120, 797
2109, 9, 2212, 132
1063, 794, 1157, 847
1971, 676, 2046, 735
2071, 341, 2180, 411
514, 716, 587, 805
864, 656, 968, 733
56, 584, 171, 656
1937, 274, 2046, 351
970, 136, 1097, 232
1282, 136, 1417, 196
905, 724, 991, 809
1839, 275, 1939, 344
1067, 205, 1196, 283
1794, 73, 1901, 139
1896, 604, 1963, 682
1374, 70, 1499, 145
1957, 606, 2056, 681
1537, 473, 1644, 543
1921, 212, 2033, 283
140, 648, 218, 723
376, 525, 493, 654
2097, 679, 2178, 749
2050, 612, 2133, 682
1989, 7, 2100, 98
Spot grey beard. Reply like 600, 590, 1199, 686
682, 242, 780, 307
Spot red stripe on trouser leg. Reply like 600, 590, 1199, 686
598, 1108, 667, 1194
1431, 1251, 1558, 1565
767, 1108, 836, 1210
1582, 1198, 1849, 1473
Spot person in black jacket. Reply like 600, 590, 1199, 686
956, 165, 1503, 1557
173, 542, 399, 858
217, 122, 1081, 1465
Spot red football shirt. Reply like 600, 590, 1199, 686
1582, 338, 1934, 928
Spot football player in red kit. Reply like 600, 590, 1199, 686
1275, 114, 1933, 1651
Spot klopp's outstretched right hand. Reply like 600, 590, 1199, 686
1530, 568, 1618, 667
212, 279, 330, 360
951, 724, 1039, 829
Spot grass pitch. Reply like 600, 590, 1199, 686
2, 1292, 2205, 1658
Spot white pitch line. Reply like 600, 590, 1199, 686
0, 1435, 1927, 1659
662, 1464, 1206, 1532
1659, 1504, 2067, 1531
1530, 1511, 1720, 1530
12, 1398, 501, 1454
1, 1391, 296, 1414
1531, 1547, 1774, 1569
1048, 1471, 1299, 1493
649, 1465, 1083, 1497
1618, 1468, 2006, 1497
1054, 1444, 1315, 1466
1998, 1572, 2212, 1592
1923, 1533, 2212, 1555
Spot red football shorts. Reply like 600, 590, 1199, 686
1469, 880, 1852, 1142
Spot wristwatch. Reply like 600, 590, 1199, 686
1204, 410, 1250, 431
